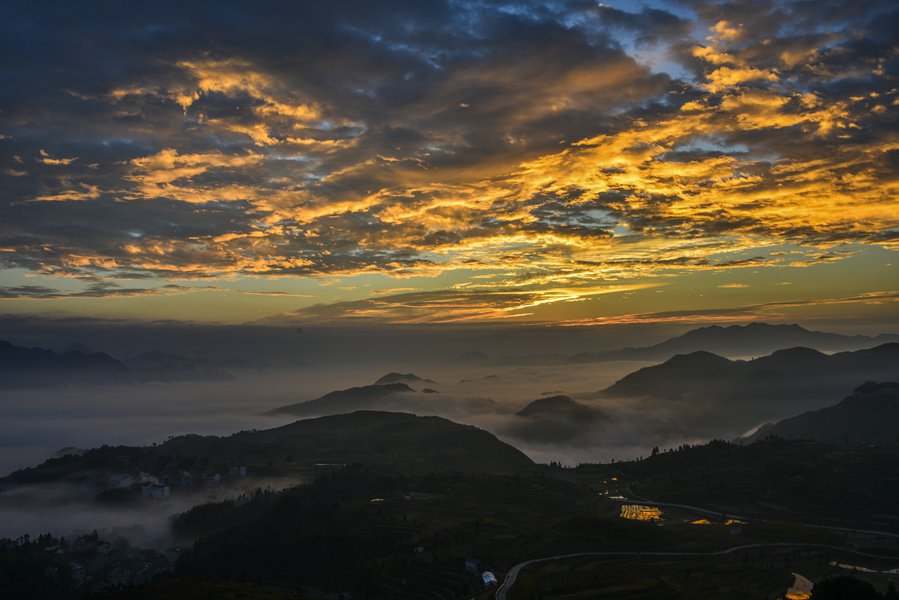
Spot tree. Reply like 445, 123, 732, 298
810, 576, 880, 600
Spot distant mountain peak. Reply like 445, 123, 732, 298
768, 345, 824, 355
765, 346, 827, 361
60, 342, 94, 355
0, 339, 231, 389
747, 322, 803, 330
516, 395, 605, 422
270, 382, 416, 416
518, 394, 576, 412
664, 350, 733, 368
374, 372, 436, 386
681, 322, 808, 338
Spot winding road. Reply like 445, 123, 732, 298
494, 493, 899, 599
495, 543, 899, 600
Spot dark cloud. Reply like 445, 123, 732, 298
0, 282, 221, 299
0, 0, 896, 290
590, 4, 691, 45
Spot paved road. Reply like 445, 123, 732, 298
495, 543, 899, 600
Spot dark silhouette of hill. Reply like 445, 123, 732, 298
746, 382, 899, 445
574, 438, 899, 532
603, 343, 899, 402
269, 383, 417, 416
0, 340, 233, 389
230, 411, 534, 473
0, 340, 130, 388
508, 395, 608, 444
602, 350, 736, 399
171, 466, 591, 597
516, 395, 606, 422
747, 345, 833, 371
4, 411, 533, 484
60, 342, 94, 355
373, 372, 435, 386
596, 343, 899, 436
494, 322, 899, 365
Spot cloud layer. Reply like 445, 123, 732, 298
1, 0, 897, 320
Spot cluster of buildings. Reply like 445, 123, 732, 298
140, 483, 170, 499
139, 465, 248, 499
9, 534, 180, 594
619, 504, 664, 521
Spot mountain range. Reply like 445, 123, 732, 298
603, 343, 899, 400
499, 322, 899, 365
0, 340, 233, 389
596, 342, 899, 435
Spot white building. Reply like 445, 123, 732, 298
141, 483, 170, 499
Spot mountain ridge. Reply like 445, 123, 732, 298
373, 372, 436, 386
3, 410, 534, 482
603, 342, 899, 399
0, 339, 233, 389
746, 381, 899, 445
498, 322, 899, 365
269, 383, 417, 416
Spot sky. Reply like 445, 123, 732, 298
1, 0, 897, 328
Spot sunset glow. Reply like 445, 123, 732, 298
1, 1, 896, 326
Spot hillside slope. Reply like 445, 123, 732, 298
747, 382, 899, 445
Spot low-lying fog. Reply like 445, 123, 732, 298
0, 360, 660, 476
0, 319, 868, 544
0, 477, 299, 546
0, 359, 669, 544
